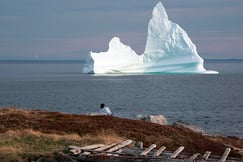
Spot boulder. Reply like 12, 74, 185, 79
173, 120, 204, 134
54, 151, 77, 162
134, 141, 143, 149
135, 114, 147, 121
135, 114, 168, 125
145, 115, 168, 125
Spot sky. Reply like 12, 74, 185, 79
0, 0, 243, 60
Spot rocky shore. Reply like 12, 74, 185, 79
0, 108, 242, 161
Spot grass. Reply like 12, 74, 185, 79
0, 108, 242, 161
0, 129, 124, 161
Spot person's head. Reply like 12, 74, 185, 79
100, 103, 105, 109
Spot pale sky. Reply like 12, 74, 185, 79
0, 0, 243, 60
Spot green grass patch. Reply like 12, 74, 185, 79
0, 130, 82, 161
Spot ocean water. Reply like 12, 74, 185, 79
0, 60, 243, 137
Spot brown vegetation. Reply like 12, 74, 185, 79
0, 108, 242, 161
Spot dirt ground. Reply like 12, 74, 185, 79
0, 108, 242, 159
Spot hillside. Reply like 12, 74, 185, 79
0, 108, 242, 161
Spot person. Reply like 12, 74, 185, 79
99, 103, 112, 115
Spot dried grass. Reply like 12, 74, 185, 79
1, 107, 243, 160
0, 129, 82, 141
79, 130, 125, 146
0, 128, 125, 160
0, 107, 47, 119
0, 146, 19, 154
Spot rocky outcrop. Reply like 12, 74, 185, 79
173, 120, 204, 134
136, 114, 168, 125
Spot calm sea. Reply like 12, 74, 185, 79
0, 60, 243, 137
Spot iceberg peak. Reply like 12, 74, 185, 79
83, 36, 142, 74
152, 2, 168, 22
83, 1, 218, 74
108, 37, 122, 51
143, 1, 210, 73
107, 37, 136, 57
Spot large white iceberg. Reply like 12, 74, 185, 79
83, 1, 218, 74
83, 37, 143, 73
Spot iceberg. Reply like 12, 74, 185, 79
83, 1, 218, 74
83, 37, 143, 73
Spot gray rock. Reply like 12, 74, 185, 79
239, 149, 243, 156
134, 141, 143, 149
145, 115, 168, 125
135, 114, 147, 121
173, 120, 204, 134
136, 114, 168, 125
54, 152, 77, 162
38, 158, 56, 162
